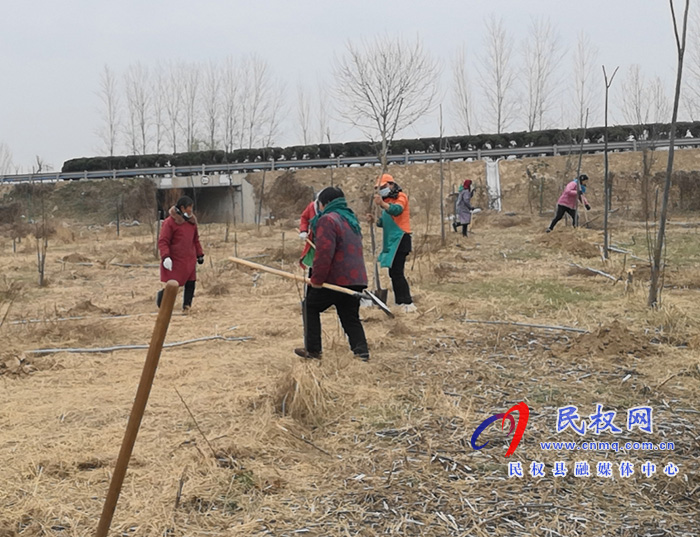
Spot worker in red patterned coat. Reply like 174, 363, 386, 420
294, 186, 370, 362
157, 196, 204, 312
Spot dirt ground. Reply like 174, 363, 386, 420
1, 209, 699, 537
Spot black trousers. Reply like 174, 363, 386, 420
303, 286, 369, 357
458, 223, 469, 236
549, 204, 577, 230
389, 233, 413, 305
157, 280, 196, 309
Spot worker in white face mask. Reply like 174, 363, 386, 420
367, 174, 416, 313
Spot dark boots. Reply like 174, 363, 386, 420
156, 280, 196, 311
183, 280, 196, 310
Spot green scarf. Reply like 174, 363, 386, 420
310, 197, 362, 236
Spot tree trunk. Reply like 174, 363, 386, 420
380, 138, 388, 174
604, 87, 611, 259
439, 105, 445, 246
648, 0, 689, 308
439, 154, 445, 246
257, 170, 266, 229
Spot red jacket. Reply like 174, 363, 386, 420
158, 207, 204, 285
299, 201, 316, 233
310, 212, 367, 288
299, 201, 317, 268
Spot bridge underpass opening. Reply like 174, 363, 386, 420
156, 185, 255, 224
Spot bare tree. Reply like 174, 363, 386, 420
334, 34, 439, 170
648, 0, 690, 308
96, 65, 121, 156
0, 142, 13, 176
452, 45, 476, 135
572, 32, 600, 128
222, 56, 241, 153
619, 64, 650, 126
202, 61, 221, 150
264, 82, 285, 149
221, 59, 241, 239
124, 62, 151, 154
163, 62, 184, 153
522, 17, 562, 132
602, 66, 620, 260
296, 84, 312, 145
682, 7, 700, 119
478, 16, 518, 134
256, 102, 284, 227
438, 104, 446, 245
239, 55, 284, 149
181, 62, 200, 151
649, 76, 672, 123
316, 80, 332, 145
151, 66, 167, 153
29, 157, 54, 287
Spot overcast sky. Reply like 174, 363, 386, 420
0, 0, 687, 172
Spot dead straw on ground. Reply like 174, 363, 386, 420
0, 217, 698, 536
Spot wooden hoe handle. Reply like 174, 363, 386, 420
229, 256, 394, 318
229, 256, 360, 297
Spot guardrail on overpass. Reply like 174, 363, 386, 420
2, 137, 699, 184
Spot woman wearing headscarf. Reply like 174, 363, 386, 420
455, 179, 475, 237
295, 186, 370, 361
370, 174, 416, 313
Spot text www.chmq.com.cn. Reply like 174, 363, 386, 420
540, 441, 674, 452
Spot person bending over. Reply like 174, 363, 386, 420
547, 174, 591, 232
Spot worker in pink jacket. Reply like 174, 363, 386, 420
547, 174, 591, 232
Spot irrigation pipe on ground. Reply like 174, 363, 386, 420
27, 335, 252, 356
460, 318, 589, 334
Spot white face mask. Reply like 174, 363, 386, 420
379, 187, 391, 197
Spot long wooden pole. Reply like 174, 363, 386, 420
95, 280, 179, 537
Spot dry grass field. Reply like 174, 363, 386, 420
1, 210, 699, 536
